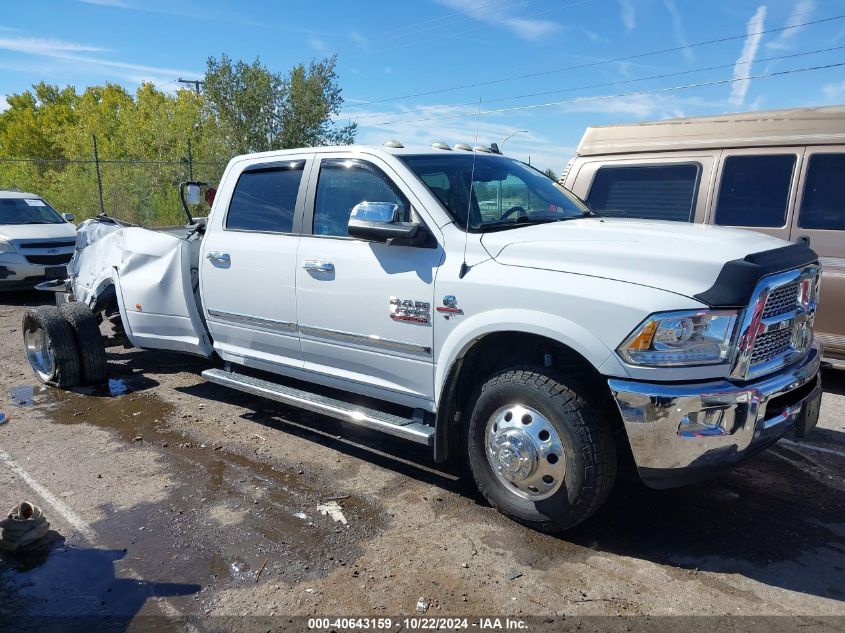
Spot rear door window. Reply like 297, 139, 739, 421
715, 155, 796, 228
799, 153, 845, 230
586, 164, 700, 222
226, 162, 305, 233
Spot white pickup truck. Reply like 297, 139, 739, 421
23, 143, 823, 532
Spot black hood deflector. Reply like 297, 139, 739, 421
694, 243, 818, 309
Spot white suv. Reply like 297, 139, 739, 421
0, 190, 77, 291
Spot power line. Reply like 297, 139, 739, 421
366, 61, 845, 127
344, 12, 845, 108
352, 44, 845, 122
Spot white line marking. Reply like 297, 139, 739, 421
0, 448, 197, 628
0, 448, 96, 541
780, 438, 845, 459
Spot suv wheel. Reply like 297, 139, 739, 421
465, 366, 617, 532
22, 306, 81, 388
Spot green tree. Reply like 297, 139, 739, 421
543, 168, 558, 181
203, 53, 356, 154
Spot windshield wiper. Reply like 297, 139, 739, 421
478, 216, 586, 232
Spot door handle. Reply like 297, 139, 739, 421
795, 235, 811, 246
206, 251, 231, 265
303, 260, 334, 272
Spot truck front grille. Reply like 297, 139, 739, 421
750, 328, 792, 364
762, 281, 799, 319
18, 240, 76, 249
733, 265, 820, 380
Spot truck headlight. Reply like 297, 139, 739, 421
0, 239, 16, 255
618, 310, 739, 366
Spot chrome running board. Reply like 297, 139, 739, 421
201, 368, 434, 446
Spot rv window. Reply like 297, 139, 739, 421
799, 153, 845, 230
586, 164, 700, 222
715, 155, 795, 228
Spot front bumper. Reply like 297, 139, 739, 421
0, 260, 70, 290
608, 340, 822, 489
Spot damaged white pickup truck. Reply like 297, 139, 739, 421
23, 143, 823, 531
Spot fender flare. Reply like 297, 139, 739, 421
432, 309, 615, 462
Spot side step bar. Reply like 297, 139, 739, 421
202, 368, 434, 446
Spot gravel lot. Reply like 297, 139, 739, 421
0, 290, 844, 628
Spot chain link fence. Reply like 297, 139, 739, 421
0, 152, 228, 227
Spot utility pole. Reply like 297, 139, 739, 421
178, 78, 204, 95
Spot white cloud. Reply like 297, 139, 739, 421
0, 95, 8, 113
729, 6, 767, 107
435, 0, 558, 40
349, 31, 369, 51
308, 38, 331, 55
662, 0, 694, 62
0, 34, 198, 86
822, 81, 845, 101
619, 0, 636, 31
0, 35, 109, 55
766, 0, 814, 49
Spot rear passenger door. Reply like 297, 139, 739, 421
574, 155, 714, 223
200, 155, 312, 370
709, 148, 803, 240
792, 146, 845, 348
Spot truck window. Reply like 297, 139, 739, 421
715, 155, 795, 228
226, 164, 304, 233
799, 153, 845, 230
314, 159, 408, 237
586, 164, 700, 222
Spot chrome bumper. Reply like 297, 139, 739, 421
608, 340, 822, 489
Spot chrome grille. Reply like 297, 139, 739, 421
732, 265, 820, 380
762, 281, 799, 319
750, 328, 792, 364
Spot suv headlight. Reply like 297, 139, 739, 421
618, 310, 739, 367
0, 239, 17, 255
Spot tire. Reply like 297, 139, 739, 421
465, 366, 617, 532
21, 306, 81, 388
59, 302, 108, 385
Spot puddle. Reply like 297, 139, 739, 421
1, 375, 387, 618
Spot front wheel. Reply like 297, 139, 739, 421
465, 367, 617, 532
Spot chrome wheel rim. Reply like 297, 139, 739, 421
24, 327, 54, 382
485, 404, 566, 500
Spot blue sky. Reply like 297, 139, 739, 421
1, 0, 845, 171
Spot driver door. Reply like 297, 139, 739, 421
295, 154, 444, 409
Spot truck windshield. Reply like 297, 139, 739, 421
400, 153, 592, 231
0, 198, 65, 225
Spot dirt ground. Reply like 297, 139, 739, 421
0, 290, 844, 630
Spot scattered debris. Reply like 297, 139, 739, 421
317, 501, 347, 525
323, 494, 349, 501
133, 436, 143, 442
507, 570, 523, 581
255, 558, 268, 582
304, 588, 315, 593
253, 434, 267, 443
0, 411, 8, 425
0, 501, 50, 551
294, 511, 308, 520
416, 597, 430, 613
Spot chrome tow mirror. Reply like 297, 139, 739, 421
348, 201, 427, 245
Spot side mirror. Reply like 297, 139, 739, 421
62, 213, 75, 223
347, 201, 426, 245
186, 183, 202, 205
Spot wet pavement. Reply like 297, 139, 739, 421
0, 291, 844, 629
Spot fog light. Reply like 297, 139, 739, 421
678, 408, 728, 437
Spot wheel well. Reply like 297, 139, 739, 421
435, 332, 632, 473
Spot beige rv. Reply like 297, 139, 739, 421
563, 105, 845, 365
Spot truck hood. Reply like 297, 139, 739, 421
0, 223, 77, 242
481, 217, 789, 301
